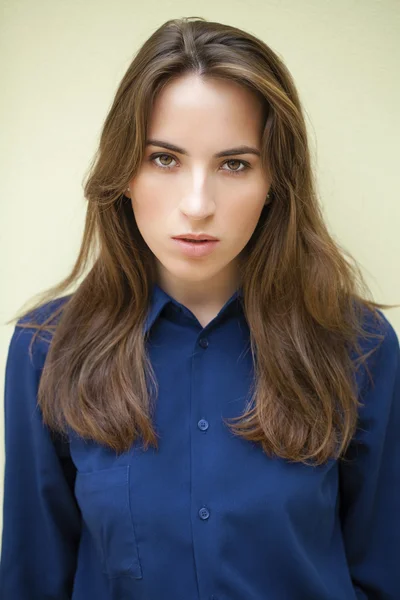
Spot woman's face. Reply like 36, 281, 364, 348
126, 73, 271, 292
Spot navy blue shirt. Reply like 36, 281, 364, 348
1, 283, 400, 600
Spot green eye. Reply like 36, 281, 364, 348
152, 154, 177, 168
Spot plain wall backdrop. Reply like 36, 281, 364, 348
1, 0, 399, 546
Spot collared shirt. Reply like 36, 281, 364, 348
1, 283, 399, 600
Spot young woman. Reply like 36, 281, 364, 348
1, 16, 399, 600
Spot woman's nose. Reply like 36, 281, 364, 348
179, 190, 216, 218
180, 170, 217, 216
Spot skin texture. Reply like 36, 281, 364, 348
125, 73, 271, 326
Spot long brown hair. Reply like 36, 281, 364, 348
7, 16, 399, 466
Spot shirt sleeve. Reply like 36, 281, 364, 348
0, 323, 82, 600
339, 311, 400, 599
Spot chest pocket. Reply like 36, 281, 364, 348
75, 464, 142, 579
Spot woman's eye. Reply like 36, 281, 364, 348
152, 154, 177, 169
221, 159, 247, 174
150, 153, 249, 175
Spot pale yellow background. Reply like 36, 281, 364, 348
0, 0, 399, 547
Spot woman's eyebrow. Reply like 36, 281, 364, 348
145, 139, 260, 158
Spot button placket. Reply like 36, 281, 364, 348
193, 331, 214, 598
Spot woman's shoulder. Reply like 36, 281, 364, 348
353, 307, 400, 420
16, 294, 72, 328
8, 294, 73, 371
359, 307, 399, 366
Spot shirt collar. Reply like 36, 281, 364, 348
144, 283, 243, 334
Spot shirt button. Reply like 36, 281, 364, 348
199, 338, 209, 349
199, 507, 210, 520
198, 419, 209, 431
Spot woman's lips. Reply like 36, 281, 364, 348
172, 238, 220, 258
